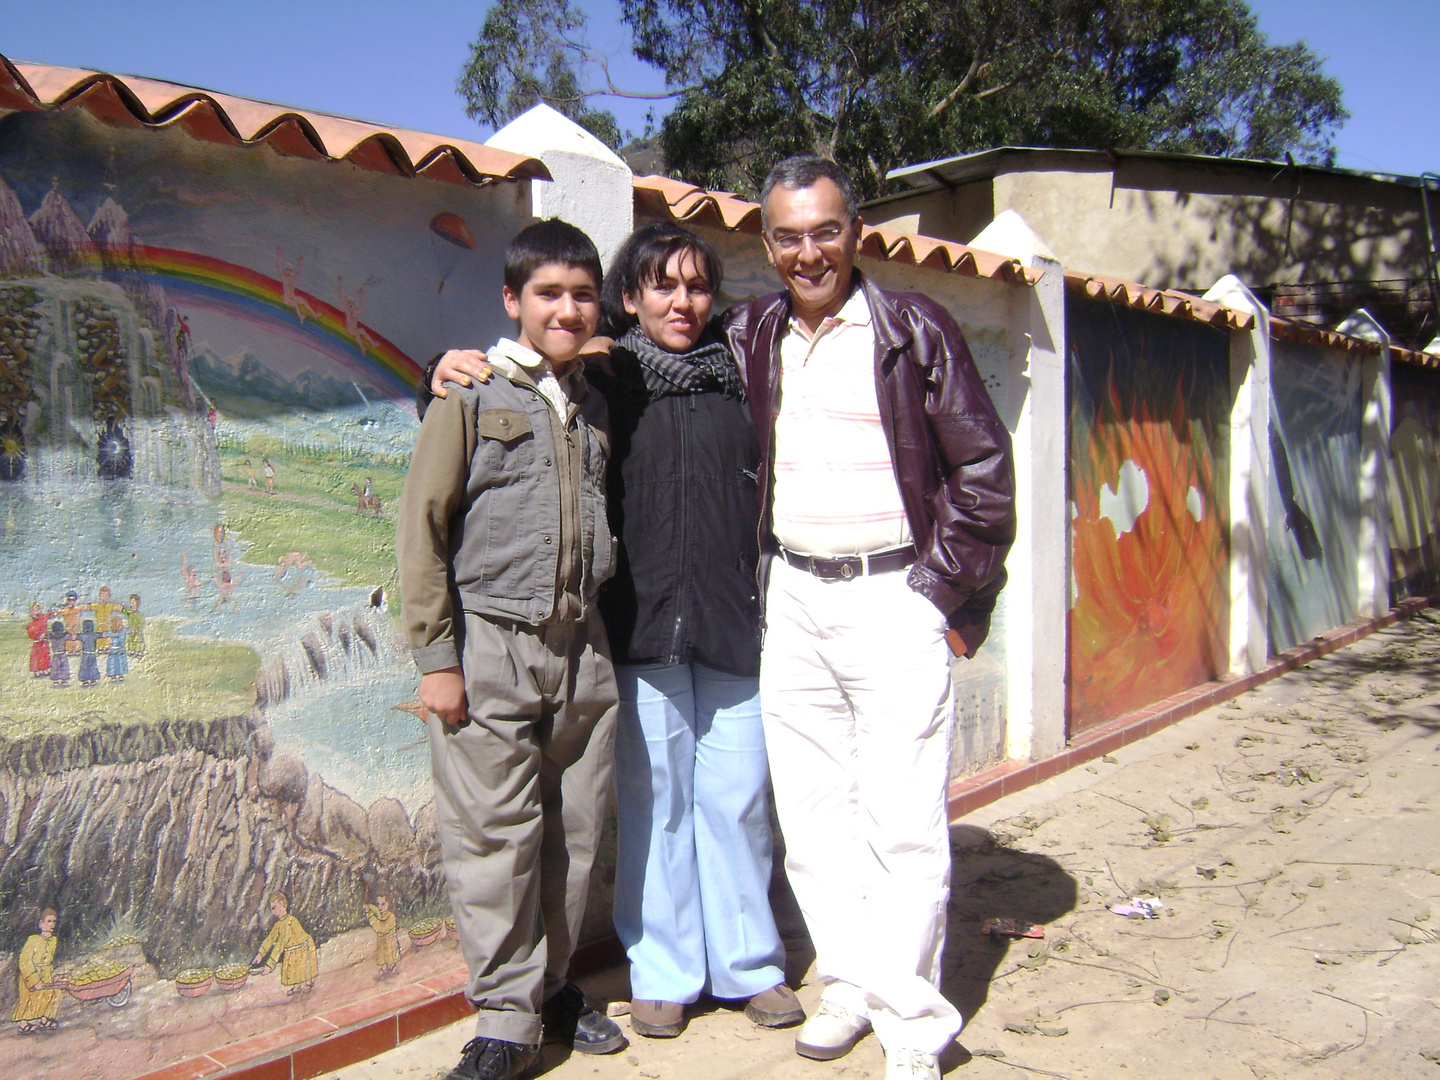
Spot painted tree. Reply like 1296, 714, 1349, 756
457, 0, 1346, 198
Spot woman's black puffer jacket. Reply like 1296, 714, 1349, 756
592, 338, 762, 676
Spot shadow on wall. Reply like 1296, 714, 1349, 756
1134, 181, 1431, 315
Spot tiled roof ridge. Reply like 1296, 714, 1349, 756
0, 54, 549, 186
1064, 269, 1256, 331
632, 174, 1044, 286
1066, 267, 1437, 368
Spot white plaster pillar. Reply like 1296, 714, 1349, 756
485, 103, 634, 268
1202, 275, 1270, 676
971, 210, 1067, 761
1337, 308, 1393, 618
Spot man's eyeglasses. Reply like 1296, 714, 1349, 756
766, 224, 848, 253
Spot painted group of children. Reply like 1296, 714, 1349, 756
26, 587, 145, 688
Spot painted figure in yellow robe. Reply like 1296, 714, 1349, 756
252, 893, 317, 995
12, 909, 60, 1034
362, 893, 400, 979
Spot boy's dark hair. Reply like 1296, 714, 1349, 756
600, 221, 723, 337
504, 218, 603, 294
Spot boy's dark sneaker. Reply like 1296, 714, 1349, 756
542, 981, 628, 1054
445, 1036, 541, 1080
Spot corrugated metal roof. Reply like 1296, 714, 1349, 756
0, 54, 549, 186
883, 146, 1433, 195
632, 174, 1043, 286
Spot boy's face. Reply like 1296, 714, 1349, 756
503, 262, 600, 369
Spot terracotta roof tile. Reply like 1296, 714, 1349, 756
0, 55, 548, 186
633, 174, 1042, 286
1064, 270, 1256, 330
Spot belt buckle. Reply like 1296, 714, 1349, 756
839, 560, 855, 580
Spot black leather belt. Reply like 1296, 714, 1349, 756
780, 544, 917, 581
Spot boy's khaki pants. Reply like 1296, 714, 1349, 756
427, 609, 618, 1046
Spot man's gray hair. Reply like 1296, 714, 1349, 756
760, 156, 859, 232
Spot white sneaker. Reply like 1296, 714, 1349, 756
794, 1000, 872, 1061
885, 1048, 941, 1079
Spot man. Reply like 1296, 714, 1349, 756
723, 156, 1016, 1080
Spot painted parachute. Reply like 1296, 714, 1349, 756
428, 211, 475, 294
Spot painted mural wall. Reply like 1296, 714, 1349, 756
1388, 361, 1440, 601
1266, 341, 1362, 652
0, 107, 545, 1078
674, 221, 1015, 777
1066, 298, 1230, 734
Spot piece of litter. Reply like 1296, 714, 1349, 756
982, 918, 1046, 939
1153, 988, 1171, 1006
1004, 1021, 1036, 1035
1110, 896, 1165, 919
971, 1048, 1007, 1058
1037, 1025, 1069, 1037
1196, 866, 1218, 880
606, 1001, 631, 1017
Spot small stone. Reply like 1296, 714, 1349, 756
1102, 754, 1118, 764
1153, 988, 1171, 1006
1309, 876, 1326, 889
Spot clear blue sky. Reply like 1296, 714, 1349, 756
2, 0, 1436, 177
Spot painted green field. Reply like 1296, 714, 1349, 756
218, 448, 406, 594
0, 618, 259, 736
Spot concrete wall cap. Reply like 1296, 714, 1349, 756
485, 103, 627, 170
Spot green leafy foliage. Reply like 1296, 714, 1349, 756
458, 0, 1345, 200
457, 0, 623, 149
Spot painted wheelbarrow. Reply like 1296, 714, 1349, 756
49, 966, 134, 1007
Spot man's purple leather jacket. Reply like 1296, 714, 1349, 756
723, 271, 1016, 655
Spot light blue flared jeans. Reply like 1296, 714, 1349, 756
613, 662, 786, 1002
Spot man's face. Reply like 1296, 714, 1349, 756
762, 178, 863, 327
40, 912, 56, 936
503, 262, 601, 369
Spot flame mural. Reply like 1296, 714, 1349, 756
1066, 299, 1230, 733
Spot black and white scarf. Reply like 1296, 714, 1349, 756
617, 324, 745, 402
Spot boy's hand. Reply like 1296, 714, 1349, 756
432, 350, 493, 398
419, 668, 468, 726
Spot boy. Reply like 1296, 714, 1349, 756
397, 219, 624, 1080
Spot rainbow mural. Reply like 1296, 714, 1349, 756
136, 246, 420, 395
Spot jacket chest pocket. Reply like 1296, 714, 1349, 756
476, 409, 536, 479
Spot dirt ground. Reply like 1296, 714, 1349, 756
334, 613, 1440, 1080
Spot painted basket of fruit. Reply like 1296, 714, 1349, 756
215, 963, 250, 992
176, 968, 214, 997
446, 916, 458, 941
409, 918, 445, 947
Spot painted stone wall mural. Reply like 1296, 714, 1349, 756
1266, 342, 1361, 652
1387, 362, 1440, 602
0, 106, 532, 1078
1066, 298, 1230, 734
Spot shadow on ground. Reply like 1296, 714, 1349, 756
942, 824, 1078, 1025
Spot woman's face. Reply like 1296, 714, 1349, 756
624, 248, 714, 353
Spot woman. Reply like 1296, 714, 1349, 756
430, 222, 800, 1038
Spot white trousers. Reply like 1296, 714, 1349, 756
760, 557, 961, 1055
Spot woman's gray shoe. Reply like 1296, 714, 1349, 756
744, 984, 806, 1028
542, 982, 628, 1054
445, 1037, 541, 1080
630, 999, 687, 1038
